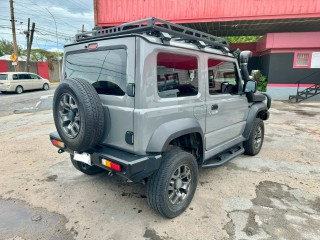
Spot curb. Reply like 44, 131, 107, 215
14, 95, 53, 114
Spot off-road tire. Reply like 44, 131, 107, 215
147, 149, 198, 218
244, 118, 264, 156
71, 155, 104, 175
15, 86, 23, 94
53, 78, 105, 152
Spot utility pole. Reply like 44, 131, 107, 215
10, 0, 19, 71
29, 23, 35, 54
25, 18, 30, 71
24, 20, 35, 72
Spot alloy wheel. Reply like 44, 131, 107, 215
254, 125, 262, 149
58, 93, 81, 138
168, 165, 192, 205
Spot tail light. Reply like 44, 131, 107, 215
51, 139, 65, 148
101, 159, 121, 172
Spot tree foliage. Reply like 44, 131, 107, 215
29, 49, 63, 62
224, 36, 262, 43
0, 38, 23, 56
0, 39, 63, 61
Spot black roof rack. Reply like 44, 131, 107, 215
75, 17, 229, 50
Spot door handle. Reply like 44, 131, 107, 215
211, 104, 218, 110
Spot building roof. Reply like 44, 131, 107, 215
0, 55, 27, 61
94, 0, 320, 36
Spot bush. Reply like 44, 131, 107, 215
251, 70, 267, 92
258, 74, 267, 92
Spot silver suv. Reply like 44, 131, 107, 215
50, 18, 271, 218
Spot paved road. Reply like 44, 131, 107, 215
0, 86, 56, 117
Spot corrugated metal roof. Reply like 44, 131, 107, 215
182, 18, 320, 36
95, 0, 320, 27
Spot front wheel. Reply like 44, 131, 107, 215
147, 149, 198, 218
244, 118, 264, 156
70, 155, 104, 175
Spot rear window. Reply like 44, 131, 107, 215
0, 74, 8, 80
65, 49, 127, 96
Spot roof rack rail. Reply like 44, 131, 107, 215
75, 17, 229, 49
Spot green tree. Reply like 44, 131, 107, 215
0, 38, 23, 55
30, 49, 63, 62
224, 36, 261, 43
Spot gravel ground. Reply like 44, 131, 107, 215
0, 101, 319, 240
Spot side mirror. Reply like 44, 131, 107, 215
244, 80, 257, 93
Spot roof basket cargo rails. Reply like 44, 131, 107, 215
75, 17, 229, 50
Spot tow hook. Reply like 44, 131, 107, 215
58, 148, 65, 154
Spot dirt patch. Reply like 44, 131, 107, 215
45, 175, 58, 182
143, 228, 174, 240
223, 181, 320, 240
0, 198, 74, 240
292, 110, 318, 117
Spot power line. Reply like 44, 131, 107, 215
15, 1, 86, 30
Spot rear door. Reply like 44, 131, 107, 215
63, 37, 135, 152
205, 56, 249, 150
13, 74, 30, 90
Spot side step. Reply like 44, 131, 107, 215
202, 145, 244, 168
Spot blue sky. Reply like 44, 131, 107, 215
0, 0, 94, 52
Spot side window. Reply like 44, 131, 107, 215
24, 74, 32, 80
208, 59, 239, 95
16, 74, 29, 80
13, 74, 19, 80
30, 74, 41, 79
157, 52, 198, 98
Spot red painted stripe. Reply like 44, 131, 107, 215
267, 83, 315, 87
0, 60, 8, 72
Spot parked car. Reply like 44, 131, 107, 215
0, 72, 50, 94
50, 18, 271, 218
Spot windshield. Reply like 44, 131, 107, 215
64, 49, 127, 96
0, 74, 8, 80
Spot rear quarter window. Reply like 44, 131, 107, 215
0, 74, 8, 80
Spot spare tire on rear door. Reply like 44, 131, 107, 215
53, 78, 105, 152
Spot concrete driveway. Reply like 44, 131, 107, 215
0, 101, 319, 240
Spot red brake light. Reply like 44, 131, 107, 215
102, 159, 121, 172
110, 162, 121, 172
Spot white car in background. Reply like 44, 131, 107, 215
0, 72, 51, 94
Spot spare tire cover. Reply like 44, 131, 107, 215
53, 78, 105, 151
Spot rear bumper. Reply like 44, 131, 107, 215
49, 132, 161, 182
0, 85, 12, 91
